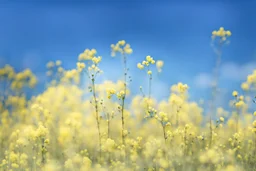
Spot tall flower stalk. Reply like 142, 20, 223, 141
209, 27, 231, 147
121, 53, 127, 144
111, 40, 133, 144
137, 56, 164, 114
77, 49, 103, 158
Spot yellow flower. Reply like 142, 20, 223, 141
102, 138, 116, 152
247, 75, 254, 83
56, 60, 62, 66
118, 40, 126, 46
219, 117, 224, 122
241, 82, 249, 91
92, 56, 102, 64
58, 67, 64, 73
78, 49, 96, 61
235, 101, 244, 108
44, 139, 50, 144
212, 27, 231, 39
46, 61, 55, 68
137, 63, 144, 70
124, 47, 133, 54
212, 31, 217, 36
91, 48, 97, 55
156, 60, 164, 71
111, 40, 133, 56
117, 90, 125, 99
146, 55, 153, 62
124, 44, 133, 54
141, 61, 145, 65
232, 91, 238, 97
237, 154, 242, 160
147, 70, 152, 75
253, 121, 256, 127
113, 45, 120, 52
11, 163, 19, 168
76, 62, 86, 71
226, 30, 232, 36
123, 129, 128, 136
107, 88, 116, 99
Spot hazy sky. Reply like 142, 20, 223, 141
1, 0, 256, 109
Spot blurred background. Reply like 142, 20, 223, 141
0, 0, 256, 110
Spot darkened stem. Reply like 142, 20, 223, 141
162, 124, 167, 144
121, 54, 127, 144
148, 74, 152, 100
107, 114, 110, 138
92, 78, 102, 158
236, 109, 239, 132
41, 138, 45, 165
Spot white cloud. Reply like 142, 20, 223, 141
151, 78, 169, 101
220, 62, 256, 81
194, 73, 212, 88
194, 61, 256, 88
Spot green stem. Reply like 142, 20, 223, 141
121, 97, 125, 144
148, 74, 152, 100
209, 115, 213, 148
92, 78, 102, 158
236, 110, 239, 133
121, 54, 127, 145
184, 128, 187, 155
162, 124, 167, 144
41, 138, 45, 165
254, 133, 256, 156
107, 114, 110, 138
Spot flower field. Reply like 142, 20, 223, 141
1, 27, 256, 171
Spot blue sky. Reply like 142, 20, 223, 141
0, 0, 256, 109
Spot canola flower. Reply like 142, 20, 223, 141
77, 48, 104, 159
137, 55, 164, 119
208, 27, 232, 148
2, 28, 256, 171
110, 40, 133, 145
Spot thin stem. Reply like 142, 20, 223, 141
254, 133, 256, 156
184, 128, 187, 155
236, 109, 239, 133
121, 53, 127, 144
107, 113, 110, 138
91, 78, 102, 158
176, 108, 180, 127
41, 138, 45, 165
162, 124, 167, 144
209, 41, 222, 147
234, 97, 240, 133
146, 66, 152, 113
148, 74, 152, 100
121, 97, 125, 144
209, 115, 213, 148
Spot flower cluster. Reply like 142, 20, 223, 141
2, 29, 256, 171
137, 55, 156, 75
212, 27, 232, 42
110, 40, 133, 57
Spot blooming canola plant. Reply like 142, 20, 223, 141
1, 27, 256, 171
